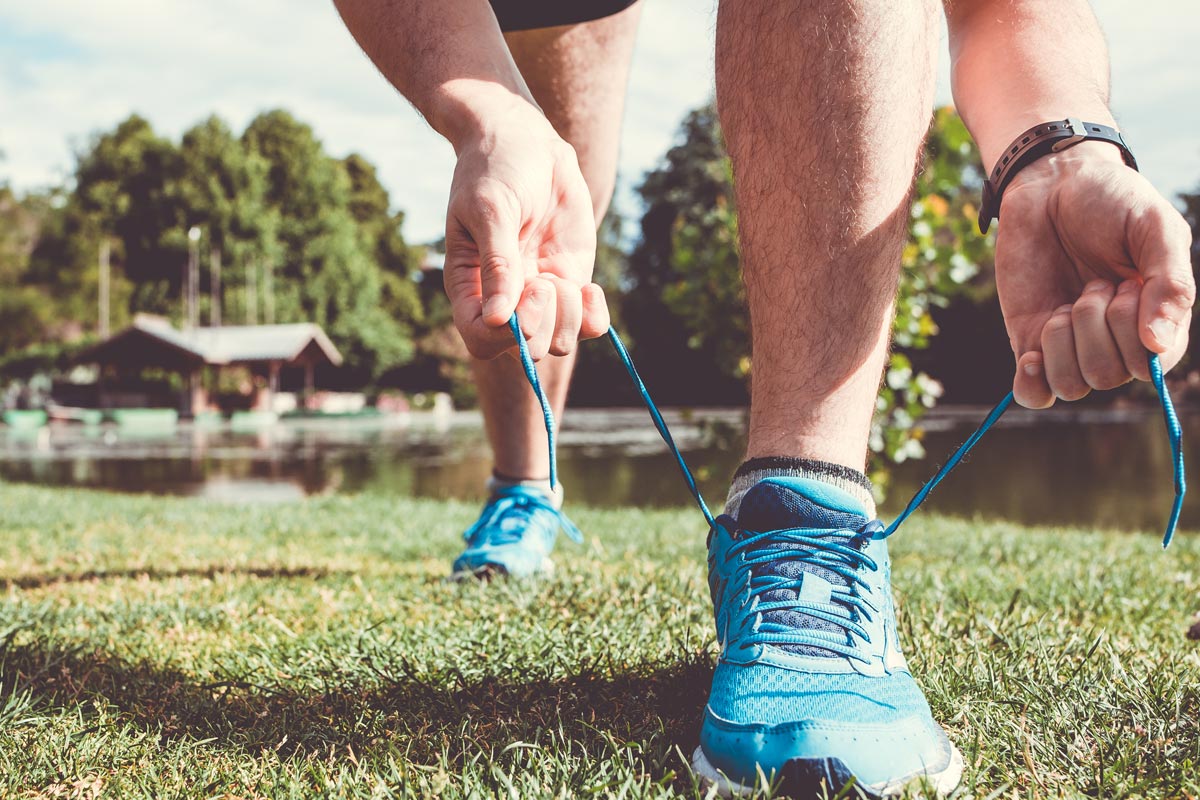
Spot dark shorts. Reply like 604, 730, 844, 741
490, 0, 638, 31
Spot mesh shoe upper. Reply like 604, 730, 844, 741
452, 485, 581, 577
733, 479, 874, 658
706, 661, 932, 727
700, 477, 955, 792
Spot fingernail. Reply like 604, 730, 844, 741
1084, 280, 1111, 294
483, 296, 508, 320
1150, 318, 1177, 348
1023, 361, 1042, 377
1118, 280, 1139, 294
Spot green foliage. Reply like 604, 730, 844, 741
621, 105, 747, 407
0, 339, 91, 382
173, 114, 276, 325
69, 115, 182, 315
0, 186, 55, 351
871, 107, 995, 482
627, 103, 995, 477
7, 111, 423, 383
241, 112, 416, 377
631, 105, 744, 376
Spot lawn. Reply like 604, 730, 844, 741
1, 482, 1199, 798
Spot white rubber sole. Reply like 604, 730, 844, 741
447, 556, 555, 582
691, 742, 964, 798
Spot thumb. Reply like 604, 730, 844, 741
470, 198, 525, 328
1013, 349, 1054, 409
1133, 203, 1195, 354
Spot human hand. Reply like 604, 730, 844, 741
442, 97, 610, 361
994, 142, 1195, 408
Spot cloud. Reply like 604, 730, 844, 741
1, 0, 1196, 246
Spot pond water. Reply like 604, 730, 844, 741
0, 405, 1195, 533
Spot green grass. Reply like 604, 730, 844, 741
1, 482, 1199, 798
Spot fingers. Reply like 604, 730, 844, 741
454, 277, 554, 361
1107, 280, 1151, 382
544, 275, 582, 357
1016, 280, 1143, 407
579, 283, 611, 340
1131, 203, 1195, 355
524, 279, 558, 361
1041, 304, 1089, 401
450, 268, 609, 361
529, 279, 612, 357
1013, 351, 1054, 409
1071, 281, 1128, 391
470, 190, 526, 327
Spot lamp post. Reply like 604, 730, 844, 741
98, 239, 110, 338
210, 248, 222, 327
186, 226, 201, 330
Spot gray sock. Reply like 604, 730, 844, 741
487, 475, 564, 510
724, 456, 876, 518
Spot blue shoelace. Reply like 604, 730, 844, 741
508, 315, 1186, 548
718, 518, 888, 661
465, 484, 583, 546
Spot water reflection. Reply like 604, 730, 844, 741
0, 407, 1194, 533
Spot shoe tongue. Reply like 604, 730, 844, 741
736, 477, 869, 533
734, 477, 870, 659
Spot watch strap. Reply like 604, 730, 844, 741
978, 118, 1137, 234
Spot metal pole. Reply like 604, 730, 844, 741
182, 250, 189, 327
246, 259, 258, 325
191, 244, 200, 329
187, 227, 201, 330
210, 248, 222, 327
263, 260, 274, 325
98, 239, 110, 338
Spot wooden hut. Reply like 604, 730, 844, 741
75, 315, 343, 416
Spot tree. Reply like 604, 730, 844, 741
67, 115, 182, 316
242, 110, 415, 378
0, 185, 55, 351
623, 104, 748, 406
342, 153, 424, 330
9, 111, 424, 387
173, 115, 275, 324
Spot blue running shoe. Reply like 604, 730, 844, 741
451, 484, 582, 579
693, 476, 962, 798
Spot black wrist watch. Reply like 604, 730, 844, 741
978, 118, 1138, 234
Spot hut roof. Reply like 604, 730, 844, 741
77, 316, 343, 369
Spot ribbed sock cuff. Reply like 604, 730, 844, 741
487, 473, 563, 510
725, 456, 875, 518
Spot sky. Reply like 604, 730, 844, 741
1, 0, 1197, 244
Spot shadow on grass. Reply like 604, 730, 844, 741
1, 565, 334, 591
0, 631, 714, 772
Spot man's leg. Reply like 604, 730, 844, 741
472, 5, 641, 483
450, 6, 640, 579
693, 1, 960, 795
718, 0, 937, 472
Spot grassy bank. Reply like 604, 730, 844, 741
1, 483, 1199, 798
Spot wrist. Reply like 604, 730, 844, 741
429, 80, 546, 153
979, 118, 1136, 233
980, 108, 1116, 174
1007, 140, 1127, 191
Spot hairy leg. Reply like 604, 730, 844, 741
716, 0, 939, 470
472, 4, 641, 480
